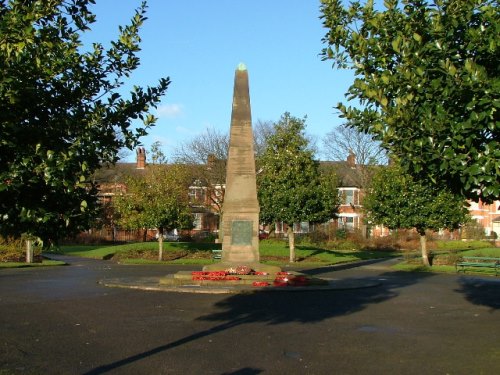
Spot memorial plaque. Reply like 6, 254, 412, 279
231, 220, 252, 246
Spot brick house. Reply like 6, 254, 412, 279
467, 200, 500, 238
87, 148, 223, 243
87, 148, 497, 242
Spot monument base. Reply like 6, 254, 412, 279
202, 262, 281, 274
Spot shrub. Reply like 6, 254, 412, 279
461, 220, 486, 240
0, 236, 42, 262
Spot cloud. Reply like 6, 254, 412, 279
156, 103, 183, 118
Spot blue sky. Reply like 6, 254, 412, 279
86, 0, 354, 161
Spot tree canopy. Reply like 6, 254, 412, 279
363, 163, 470, 265
113, 164, 193, 260
320, 0, 499, 203
258, 113, 339, 261
0, 0, 169, 243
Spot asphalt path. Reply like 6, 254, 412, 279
1, 255, 499, 375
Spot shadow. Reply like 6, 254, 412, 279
85, 270, 432, 374
198, 270, 432, 325
300, 257, 395, 276
221, 368, 263, 375
455, 276, 500, 311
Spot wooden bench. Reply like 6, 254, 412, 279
455, 257, 499, 276
212, 249, 222, 260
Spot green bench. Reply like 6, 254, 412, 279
455, 257, 499, 276
212, 249, 222, 260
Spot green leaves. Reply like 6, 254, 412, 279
364, 164, 469, 233
257, 113, 340, 226
0, 0, 170, 241
321, 0, 499, 203
113, 164, 194, 233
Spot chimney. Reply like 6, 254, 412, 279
207, 154, 216, 170
347, 151, 356, 167
136, 147, 146, 169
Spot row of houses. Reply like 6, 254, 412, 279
86, 147, 499, 243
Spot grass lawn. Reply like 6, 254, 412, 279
0, 259, 67, 268
393, 244, 499, 277
55, 239, 397, 267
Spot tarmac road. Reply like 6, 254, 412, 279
1, 255, 499, 375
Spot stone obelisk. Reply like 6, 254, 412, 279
204, 63, 279, 273
221, 63, 260, 264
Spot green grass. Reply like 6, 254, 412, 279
0, 259, 67, 268
55, 241, 220, 259
57, 239, 396, 267
457, 247, 499, 257
434, 240, 494, 251
394, 246, 499, 276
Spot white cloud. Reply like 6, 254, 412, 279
156, 103, 183, 118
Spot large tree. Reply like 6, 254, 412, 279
258, 113, 339, 262
113, 164, 193, 261
363, 163, 470, 266
320, 0, 499, 203
0, 0, 169, 247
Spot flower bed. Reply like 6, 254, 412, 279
191, 269, 311, 287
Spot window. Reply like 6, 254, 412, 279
294, 222, 310, 233
188, 182, 206, 205
193, 213, 203, 230
339, 188, 359, 206
344, 217, 354, 230
275, 221, 284, 233
338, 216, 356, 231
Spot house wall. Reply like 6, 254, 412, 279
467, 200, 500, 237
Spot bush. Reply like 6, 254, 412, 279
306, 229, 329, 245
0, 236, 42, 262
461, 220, 486, 240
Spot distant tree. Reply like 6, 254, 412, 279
173, 127, 228, 219
253, 119, 275, 157
323, 124, 386, 165
113, 165, 193, 260
323, 123, 386, 187
0, 0, 170, 255
320, 0, 499, 203
258, 113, 339, 262
363, 163, 470, 266
173, 123, 279, 221
149, 141, 167, 165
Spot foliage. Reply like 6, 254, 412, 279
0, 0, 170, 244
461, 219, 487, 240
363, 163, 470, 265
257, 113, 340, 261
113, 164, 194, 259
320, 0, 500, 203
149, 141, 167, 165
364, 165, 470, 234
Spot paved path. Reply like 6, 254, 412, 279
1, 256, 499, 374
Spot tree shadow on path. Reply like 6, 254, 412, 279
455, 276, 500, 311
84, 270, 432, 374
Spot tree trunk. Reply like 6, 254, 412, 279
158, 227, 164, 261
25, 239, 33, 263
419, 231, 431, 267
287, 226, 296, 263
